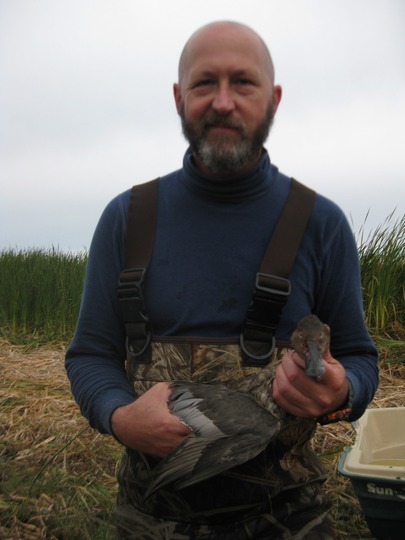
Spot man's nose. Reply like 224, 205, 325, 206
211, 83, 235, 113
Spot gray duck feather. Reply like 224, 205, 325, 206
145, 314, 329, 497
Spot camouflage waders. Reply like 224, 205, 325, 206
114, 338, 335, 539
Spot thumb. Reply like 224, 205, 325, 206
323, 349, 339, 365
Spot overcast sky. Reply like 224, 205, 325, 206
1, 0, 404, 251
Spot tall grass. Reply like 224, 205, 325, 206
0, 248, 87, 342
0, 212, 404, 342
358, 213, 404, 337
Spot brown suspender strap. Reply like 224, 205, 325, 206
117, 178, 160, 361
125, 178, 160, 269
117, 177, 316, 365
240, 179, 316, 365
261, 179, 316, 278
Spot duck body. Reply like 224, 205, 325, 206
146, 381, 281, 495
145, 314, 330, 498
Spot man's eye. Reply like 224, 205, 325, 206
236, 78, 253, 86
195, 79, 214, 87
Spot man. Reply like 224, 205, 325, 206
66, 21, 378, 539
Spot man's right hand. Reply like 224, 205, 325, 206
110, 381, 192, 458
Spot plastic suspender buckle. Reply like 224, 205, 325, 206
117, 268, 151, 362
240, 273, 291, 366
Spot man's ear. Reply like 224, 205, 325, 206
173, 83, 182, 114
272, 85, 282, 114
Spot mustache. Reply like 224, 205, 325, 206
201, 114, 247, 131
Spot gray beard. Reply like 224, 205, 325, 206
180, 104, 274, 177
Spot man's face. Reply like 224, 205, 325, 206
174, 25, 281, 177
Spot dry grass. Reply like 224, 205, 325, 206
0, 340, 404, 539
0, 340, 122, 539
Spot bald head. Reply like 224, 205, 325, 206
173, 20, 282, 177
178, 21, 276, 86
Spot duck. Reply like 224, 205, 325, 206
145, 314, 330, 498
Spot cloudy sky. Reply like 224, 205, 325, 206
1, 0, 404, 251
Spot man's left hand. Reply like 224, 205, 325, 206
272, 349, 349, 418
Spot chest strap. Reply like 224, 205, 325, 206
117, 177, 315, 366
240, 179, 315, 365
117, 179, 159, 361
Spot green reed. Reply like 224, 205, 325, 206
358, 212, 404, 337
0, 212, 404, 342
0, 248, 87, 342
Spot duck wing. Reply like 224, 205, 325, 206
145, 381, 281, 497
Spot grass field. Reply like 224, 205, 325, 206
0, 340, 120, 539
0, 213, 403, 538
1, 339, 404, 539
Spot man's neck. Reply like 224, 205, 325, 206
192, 150, 264, 181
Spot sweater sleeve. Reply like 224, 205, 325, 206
65, 191, 136, 435
312, 203, 379, 421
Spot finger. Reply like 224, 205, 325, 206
289, 350, 306, 370
280, 351, 316, 390
322, 350, 340, 365
272, 376, 314, 417
276, 355, 333, 411
273, 362, 312, 410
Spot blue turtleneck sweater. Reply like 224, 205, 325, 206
65, 149, 378, 434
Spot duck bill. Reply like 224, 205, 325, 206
304, 341, 326, 381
